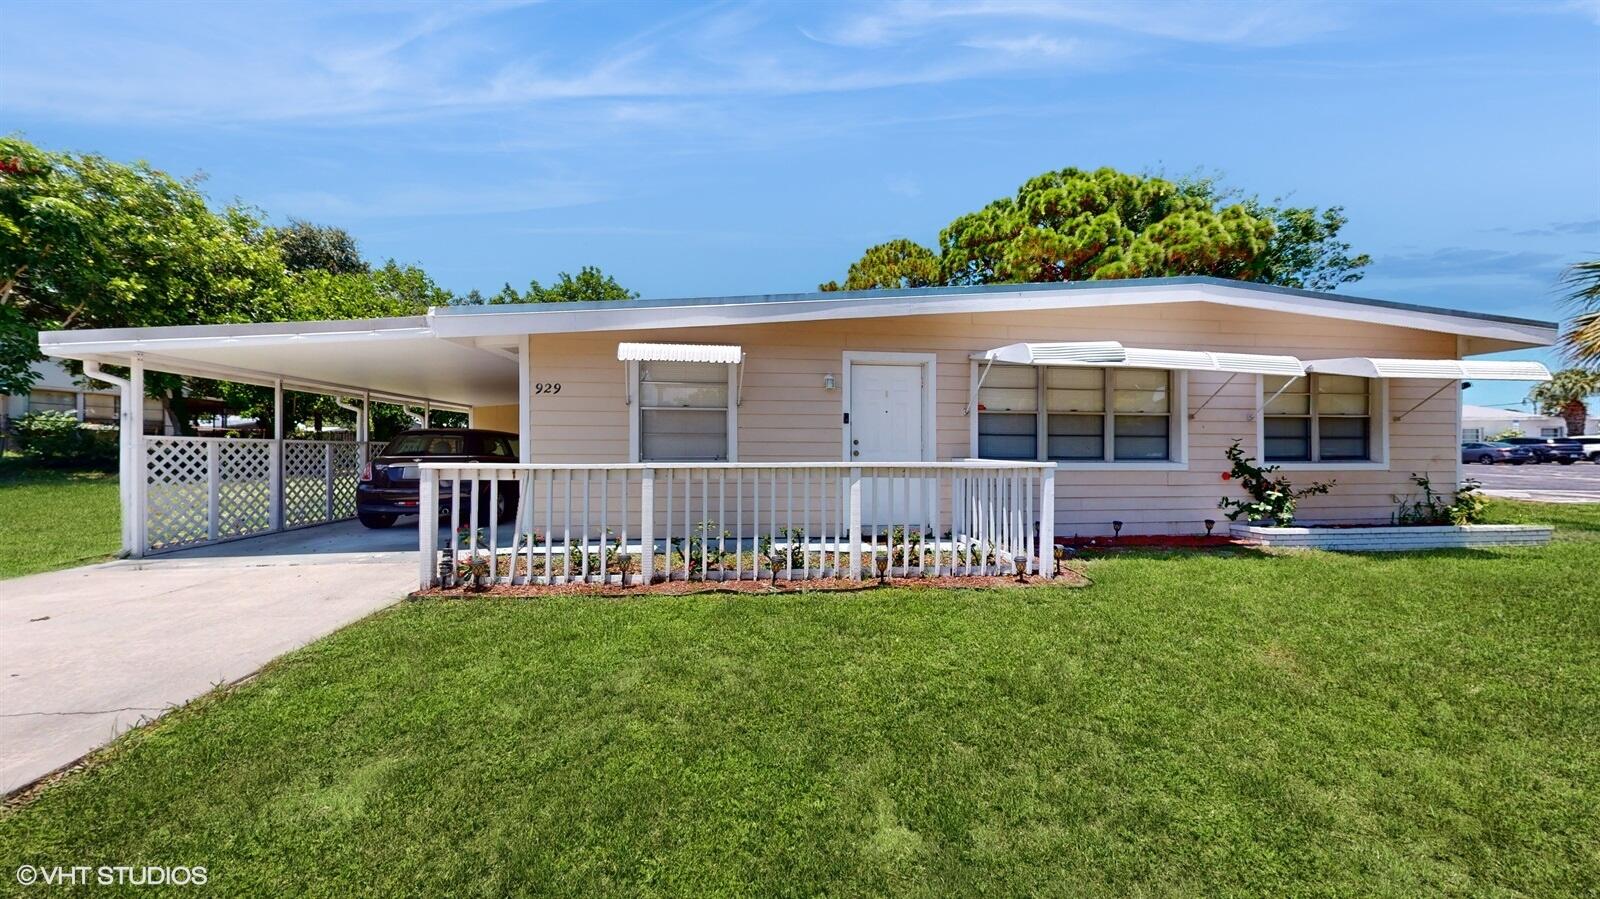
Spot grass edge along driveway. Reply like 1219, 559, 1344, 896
1, 499, 1596, 896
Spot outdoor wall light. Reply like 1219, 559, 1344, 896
823, 373, 836, 390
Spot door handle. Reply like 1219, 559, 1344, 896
852, 450, 860, 457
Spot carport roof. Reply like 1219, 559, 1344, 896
39, 316, 516, 408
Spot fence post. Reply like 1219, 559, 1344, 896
206, 440, 221, 541
1038, 464, 1056, 578
418, 468, 438, 589
639, 468, 655, 584
324, 442, 335, 523
848, 466, 862, 580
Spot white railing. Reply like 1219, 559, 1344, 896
141, 436, 387, 553
418, 462, 1057, 589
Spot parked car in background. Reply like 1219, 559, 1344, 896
1498, 436, 1586, 464
1460, 442, 1534, 465
356, 429, 520, 528
1568, 435, 1600, 462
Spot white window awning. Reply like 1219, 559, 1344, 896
617, 342, 743, 364
972, 342, 1304, 376
1303, 357, 1552, 381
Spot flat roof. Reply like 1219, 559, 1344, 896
37, 277, 1558, 402
433, 276, 1557, 330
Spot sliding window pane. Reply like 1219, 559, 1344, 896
1317, 417, 1370, 461
1047, 414, 1103, 460
1112, 415, 1169, 460
1263, 417, 1311, 461
978, 412, 1037, 460
1112, 368, 1169, 413
641, 410, 728, 461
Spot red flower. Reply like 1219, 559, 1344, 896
1221, 472, 1232, 481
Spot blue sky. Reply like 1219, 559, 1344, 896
4, 0, 1598, 409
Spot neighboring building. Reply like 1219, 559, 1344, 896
1459, 404, 1567, 441
2, 360, 168, 434
40, 276, 1560, 560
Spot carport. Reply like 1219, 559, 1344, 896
39, 316, 525, 557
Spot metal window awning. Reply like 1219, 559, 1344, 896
617, 342, 743, 364
971, 342, 1305, 376
1302, 357, 1553, 381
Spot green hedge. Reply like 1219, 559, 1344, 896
8, 410, 119, 468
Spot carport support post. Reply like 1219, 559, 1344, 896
517, 337, 532, 463
270, 379, 284, 531
129, 356, 147, 557
1038, 465, 1056, 578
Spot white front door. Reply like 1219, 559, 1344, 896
848, 362, 926, 525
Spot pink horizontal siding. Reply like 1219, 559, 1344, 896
525, 301, 1461, 534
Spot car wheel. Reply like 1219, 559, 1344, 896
358, 512, 398, 529
1477, 454, 1494, 464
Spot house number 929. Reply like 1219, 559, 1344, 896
534, 382, 561, 395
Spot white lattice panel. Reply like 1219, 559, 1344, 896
217, 441, 273, 538
283, 441, 331, 528
329, 443, 362, 520
144, 437, 209, 550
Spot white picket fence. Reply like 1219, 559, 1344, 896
141, 436, 386, 553
419, 462, 1057, 589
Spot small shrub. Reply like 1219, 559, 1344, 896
1217, 441, 1335, 527
10, 411, 117, 467
1393, 474, 1487, 526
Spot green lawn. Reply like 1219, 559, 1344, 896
1, 501, 1596, 896
0, 457, 120, 579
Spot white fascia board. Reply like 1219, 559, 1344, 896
428, 283, 1558, 348
38, 317, 434, 357
1304, 357, 1553, 381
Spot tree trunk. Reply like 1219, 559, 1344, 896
313, 409, 323, 437
1561, 400, 1588, 438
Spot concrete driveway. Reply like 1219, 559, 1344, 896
1470, 460, 1600, 503
0, 520, 447, 795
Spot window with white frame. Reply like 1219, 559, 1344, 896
1540, 427, 1562, 437
976, 364, 1177, 462
635, 360, 733, 462
27, 389, 76, 415
1262, 374, 1374, 462
1461, 428, 1482, 443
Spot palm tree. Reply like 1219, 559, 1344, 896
1529, 368, 1600, 437
1561, 260, 1600, 365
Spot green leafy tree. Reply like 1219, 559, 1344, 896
824, 166, 1368, 294
819, 238, 940, 291
273, 219, 368, 275
1560, 260, 1600, 365
461, 265, 637, 305
0, 136, 287, 414
1528, 367, 1600, 438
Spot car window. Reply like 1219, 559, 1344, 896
489, 438, 514, 457
385, 433, 466, 456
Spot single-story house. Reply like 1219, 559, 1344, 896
37, 276, 1556, 581
1460, 404, 1568, 442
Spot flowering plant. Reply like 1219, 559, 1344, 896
1216, 441, 1334, 527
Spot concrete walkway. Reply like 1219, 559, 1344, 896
0, 520, 433, 795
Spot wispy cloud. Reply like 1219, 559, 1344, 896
0, 0, 1342, 127
1373, 247, 1564, 281
806, 0, 1345, 49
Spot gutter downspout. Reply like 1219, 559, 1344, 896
83, 360, 137, 558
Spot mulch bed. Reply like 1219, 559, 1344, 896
414, 569, 1091, 599
1058, 534, 1246, 551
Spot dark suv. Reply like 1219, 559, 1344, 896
1499, 436, 1585, 464
356, 429, 519, 528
